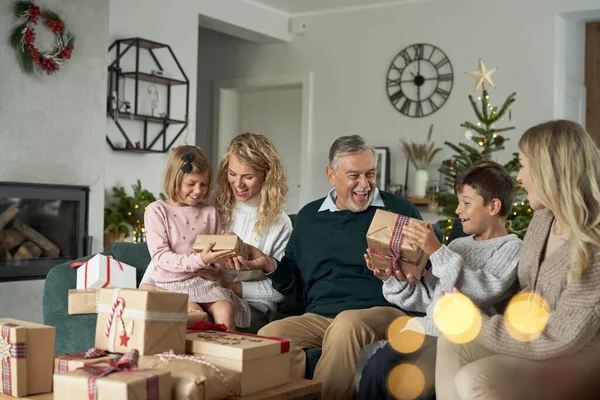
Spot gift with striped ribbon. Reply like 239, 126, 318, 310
0, 318, 55, 397
53, 349, 171, 399
366, 209, 429, 280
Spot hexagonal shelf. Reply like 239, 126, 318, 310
106, 37, 189, 153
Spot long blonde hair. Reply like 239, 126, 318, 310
216, 133, 287, 234
163, 145, 212, 204
519, 120, 600, 282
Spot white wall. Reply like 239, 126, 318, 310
196, 0, 600, 207
239, 86, 303, 214
555, 16, 587, 121
0, 0, 109, 322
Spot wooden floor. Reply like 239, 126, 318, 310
0, 379, 322, 400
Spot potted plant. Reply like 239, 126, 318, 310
400, 124, 442, 198
104, 180, 161, 250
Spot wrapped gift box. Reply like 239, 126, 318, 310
53, 350, 171, 399
68, 289, 99, 315
75, 254, 137, 289
366, 209, 429, 280
95, 288, 188, 355
192, 235, 249, 259
0, 318, 55, 397
54, 348, 118, 374
185, 327, 290, 396
139, 352, 240, 400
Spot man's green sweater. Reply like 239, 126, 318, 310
269, 191, 423, 318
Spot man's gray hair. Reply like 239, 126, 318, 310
329, 135, 377, 171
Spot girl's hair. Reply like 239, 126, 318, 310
163, 145, 212, 204
519, 120, 600, 282
215, 133, 287, 234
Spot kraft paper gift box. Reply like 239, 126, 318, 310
366, 209, 429, 280
75, 253, 137, 289
0, 318, 55, 397
192, 235, 249, 259
185, 326, 290, 396
68, 288, 99, 315
95, 288, 188, 355
53, 350, 171, 400
139, 352, 241, 400
54, 348, 119, 374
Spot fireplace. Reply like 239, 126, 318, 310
0, 182, 90, 281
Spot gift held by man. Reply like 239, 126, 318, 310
95, 288, 188, 355
185, 322, 290, 396
68, 288, 99, 315
366, 209, 429, 280
193, 234, 249, 259
74, 253, 137, 289
54, 348, 119, 374
139, 351, 241, 400
53, 350, 171, 399
0, 318, 55, 397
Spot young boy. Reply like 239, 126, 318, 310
358, 160, 523, 400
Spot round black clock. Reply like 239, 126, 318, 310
386, 43, 454, 117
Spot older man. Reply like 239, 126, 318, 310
234, 135, 424, 399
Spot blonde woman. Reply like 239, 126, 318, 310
141, 133, 292, 329
436, 120, 600, 400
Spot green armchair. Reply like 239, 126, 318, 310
42, 242, 151, 355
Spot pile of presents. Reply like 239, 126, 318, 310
0, 252, 290, 400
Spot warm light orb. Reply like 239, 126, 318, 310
504, 291, 550, 342
433, 292, 482, 344
387, 316, 425, 354
387, 363, 425, 400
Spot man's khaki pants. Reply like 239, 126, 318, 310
257, 306, 405, 400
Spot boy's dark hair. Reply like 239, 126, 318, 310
454, 160, 514, 218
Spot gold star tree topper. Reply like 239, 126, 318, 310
467, 59, 497, 91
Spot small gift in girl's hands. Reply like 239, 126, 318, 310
193, 234, 249, 259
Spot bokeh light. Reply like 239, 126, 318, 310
387, 363, 425, 400
504, 291, 550, 342
387, 316, 425, 354
433, 292, 482, 344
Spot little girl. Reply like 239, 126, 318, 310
144, 145, 251, 330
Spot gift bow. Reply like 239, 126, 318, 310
84, 349, 159, 400
369, 214, 425, 267
57, 348, 108, 374
0, 323, 26, 396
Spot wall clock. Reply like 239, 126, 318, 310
386, 43, 454, 117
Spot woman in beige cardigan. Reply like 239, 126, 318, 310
435, 120, 600, 400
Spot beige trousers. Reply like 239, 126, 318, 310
435, 336, 600, 400
257, 306, 405, 400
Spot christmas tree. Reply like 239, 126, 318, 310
436, 59, 533, 242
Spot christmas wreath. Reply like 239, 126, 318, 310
9, 1, 75, 75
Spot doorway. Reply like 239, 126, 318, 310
214, 74, 313, 214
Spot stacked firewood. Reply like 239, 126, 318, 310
0, 204, 60, 261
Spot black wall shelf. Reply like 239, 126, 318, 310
106, 37, 189, 153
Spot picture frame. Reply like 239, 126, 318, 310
375, 147, 391, 191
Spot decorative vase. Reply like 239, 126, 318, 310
103, 232, 125, 252
412, 169, 429, 198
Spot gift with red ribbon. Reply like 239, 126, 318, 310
0, 318, 55, 397
71, 253, 137, 290
53, 349, 171, 400
54, 347, 118, 374
366, 209, 429, 280
185, 320, 291, 396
